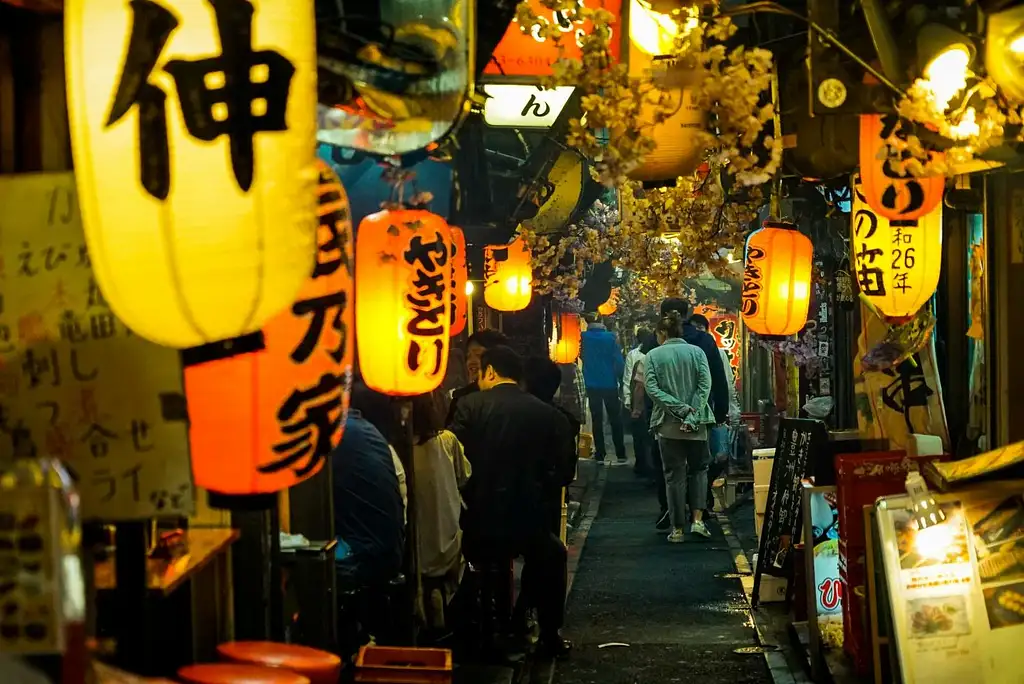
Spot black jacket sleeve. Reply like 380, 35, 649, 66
702, 335, 730, 424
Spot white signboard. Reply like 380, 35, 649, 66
482, 85, 575, 128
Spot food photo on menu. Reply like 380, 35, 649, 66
962, 494, 1024, 632
982, 580, 1024, 630
907, 595, 972, 638
893, 504, 971, 570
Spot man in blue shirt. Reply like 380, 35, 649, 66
330, 411, 405, 586
580, 316, 626, 464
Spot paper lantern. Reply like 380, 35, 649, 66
550, 312, 581, 364
65, 0, 319, 348
356, 209, 452, 396
184, 161, 353, 502
483, 237, 533, 312
859, 114, 944, 221
627, 3, 707, 183
851, 173, 942, 319
597, 288, 620, 316
449, 226, 468, 337
741, 221, 813, 337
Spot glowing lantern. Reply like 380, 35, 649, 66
184, 161, 353, 502
597, 288, 620, 316
859, 114, 945, 221
627, 1, 706, 182
550, 312, 581, 364
356, 209, 452, 396
449, 226, 469, 337
65, 0, 319, 349
741, 222, 813, 337
484, 237, 533, 312
851, 173, 942, 319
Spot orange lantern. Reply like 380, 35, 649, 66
550, 312, 581, 364
484, 236, 533, 312
356, 209, 452, 396
185, 161, 353, 503
597, 287, 620, 316
859, 114, 945, 221
449, 226, 469, 337
741, 221, 813, 337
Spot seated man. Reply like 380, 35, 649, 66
451, 346, 574, 659
330, 409, 406, 587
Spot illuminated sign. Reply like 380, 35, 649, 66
482, 85, 575, 128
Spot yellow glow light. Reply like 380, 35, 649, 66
465, 280, 476, 295
1010, 33, 1024, 54
923, 46, 970, 111
628, 0, 697, 56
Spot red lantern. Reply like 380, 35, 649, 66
483, 236, 533, 312
356, 209, 452, 396
597, 288, 620, 316
550, 312, 581, 364
449, 226, 468, 337
185, 161, 353, 501
741, 222, 813, 337
859, 114, 944, 221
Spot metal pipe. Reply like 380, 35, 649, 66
858, 0, 903, 85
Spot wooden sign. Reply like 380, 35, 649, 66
752, 417, 829, 607
0, 173, 192, 520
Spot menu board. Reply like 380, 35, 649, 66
753, 418, 828, 606
877, 484, 1024, 684
0, 173, 193, 521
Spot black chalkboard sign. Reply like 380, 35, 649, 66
752, 417, 829, 608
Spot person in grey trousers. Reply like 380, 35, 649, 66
643, 311, 716, 543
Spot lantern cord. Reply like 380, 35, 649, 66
718, 1, 905, 100
769, 67, 783, 221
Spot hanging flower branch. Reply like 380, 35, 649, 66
522, 199, 617, 300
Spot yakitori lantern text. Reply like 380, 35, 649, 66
550, 312, 581, 364
851, 174, 942, 319
185, 162, 353, 503
449, 226, 469, 337
65, 0, 319, 348
741, 222, 813, 337
356, 210, 453, 396
597, 288, 620, 316
484, 237, 533, 312
859, 114, 944, 222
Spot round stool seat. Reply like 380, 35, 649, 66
217, 641, 342, 684
178, 663, 310, 684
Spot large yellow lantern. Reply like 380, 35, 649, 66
484, 237, 533, 312
741, 222, 813, 337
65, 0, 319, 348
851, 174, 942, 319
550, 312, 581, 364
627, 0, 706, 182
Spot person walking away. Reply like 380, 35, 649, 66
631, 332, 669, 527
451, 346, 574, 658
644, 312, 716, 543
446, 329, 510, 426
409, 390, 472, 632
660, 299, 729, 427
580, 315, 626, 465
624, 328, 655, 477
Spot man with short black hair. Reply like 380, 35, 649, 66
446, 328, 510, 426
451, 346, 573, 658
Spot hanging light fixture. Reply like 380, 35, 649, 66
916, 22, 975, 110
550, 312, 582, 365
906, 471, 946, 531
483, 236, 533, 312
740, 221, 813, 337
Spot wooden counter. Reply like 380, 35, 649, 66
94, 528, 239, 595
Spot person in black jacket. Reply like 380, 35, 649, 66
451, 346, 573, 658
445, 329, 510, 426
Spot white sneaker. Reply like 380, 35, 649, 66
690, 521, 712, 539
667, 529, 686, 543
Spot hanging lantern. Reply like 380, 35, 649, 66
858, 114, 945, 221
851, 173, 942, 319
483, 236, 533, 312
356, 209, 452, 396
597, 288, 620, 316
184, 161, 353, 504
65, 0, 319, 349
741, 221, 813, 337
626, 1, 707, 182
449, 226, 469, 337
550, 312, 581, 364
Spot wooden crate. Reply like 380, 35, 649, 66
355, 645, 452, 684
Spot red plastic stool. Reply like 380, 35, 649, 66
217, 641, 342, 684
177, 663, 310, 684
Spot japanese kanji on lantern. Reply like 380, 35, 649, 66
550, 312, 581, 364
449, 226, 469, 337
741, 221, 813, 337
184, 161, 353, 505
597, 288, 620, 316
356, 209, 453, 396
851, 173, 942, 319
859, 114, 945, 222
65, 0, 319, 349
483, 237, 533, 312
